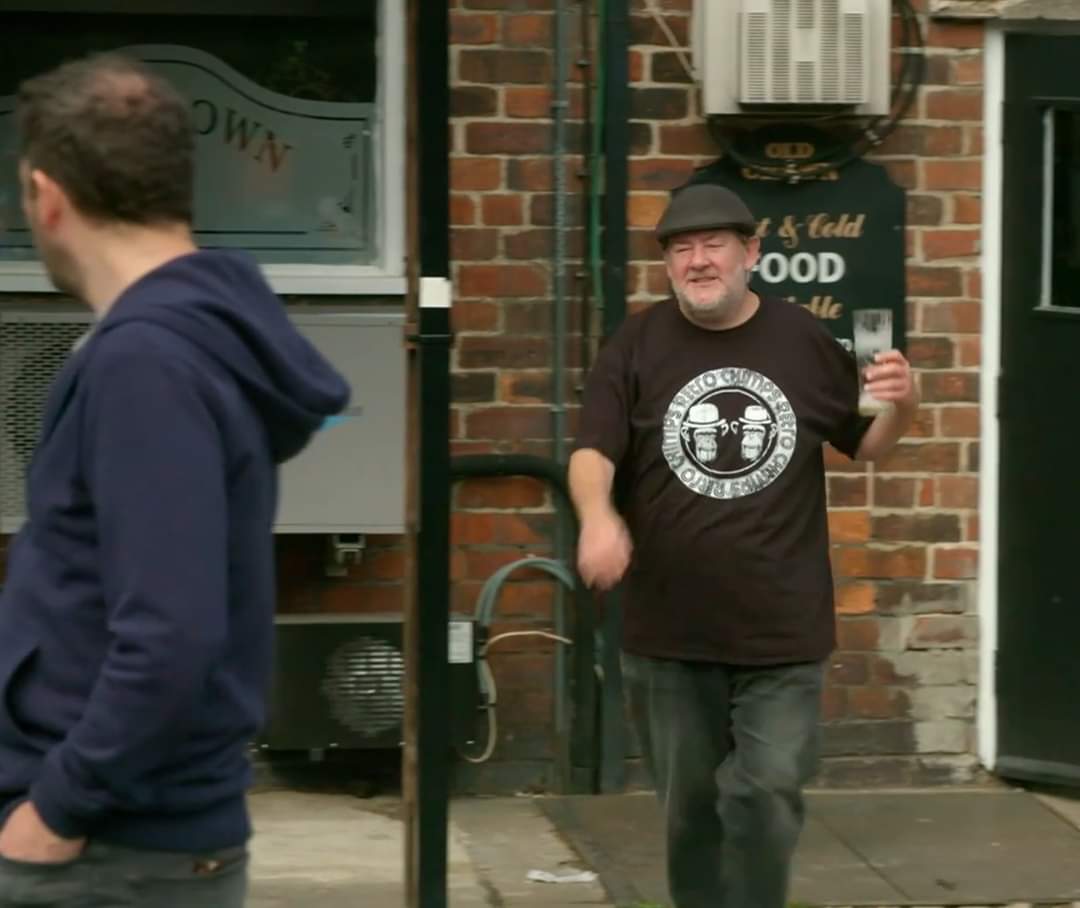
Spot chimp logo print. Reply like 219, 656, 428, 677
661, 367, 798, 499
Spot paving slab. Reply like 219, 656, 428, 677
538, 792, 903, 907
539, 789, 1080, 907
812, 790, 1080, 905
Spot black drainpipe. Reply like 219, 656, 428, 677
596, 0, 630, 794
413, 0, 451, 903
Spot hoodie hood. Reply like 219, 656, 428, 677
97, 249, 350, 462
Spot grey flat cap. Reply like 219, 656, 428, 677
655, 183, 757, 245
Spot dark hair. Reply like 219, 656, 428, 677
16, 52, 194, 225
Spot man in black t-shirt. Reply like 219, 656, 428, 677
569, 183, 918, 908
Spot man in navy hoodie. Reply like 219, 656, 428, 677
0, 53, 350, 905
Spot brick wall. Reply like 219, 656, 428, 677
436, 0, 988, 789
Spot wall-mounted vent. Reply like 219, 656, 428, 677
692, 0, 890, 117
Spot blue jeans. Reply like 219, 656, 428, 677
0, 840, 248, 907
623, 653, 825, 908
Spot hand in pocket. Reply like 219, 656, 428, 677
0, 802, 84, 865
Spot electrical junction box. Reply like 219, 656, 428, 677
692, 0, 891, 117
0, 304, 405, 534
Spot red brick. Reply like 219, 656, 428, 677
453, 513, 499, 545
908, 194, 944, 226
321, 584, 404, 615
908, 266, 964, 298
921, 372, 979, 403
872, 514, 961, 544
829, 653, 870, 685
907, 337, 954, 369
453, 372, 496, 404
658, 124, 714, 155
451, 157, 502, 192
849, 687, 910, 720
481, 194, 525, 226
878, 125, 963, 157
837, 618, 879, 651
923, 160, 982, 191
921, 300, 980, 333
925, 89, 983, 122
909, 615, 977, 649
926, 21, 985, 50
504, 13, 553, 47
629, 158, 696, 190
629, 11, 689, 46
952, 195, 982, 224
631, 87, 690, 119
451, 229, 499, 262
829, 510, 871, 543
918, 478, 935, 508
466, 123, 550, 155
940, 406, 980, 438
628, 49, 645, 82
966, 127, 984, 156
905, 405, 936, 439
933, 547, 978, 579
450, 12, 499, 44
349, 548, 407, 583
457, 476, 548, 509
922, 229, 980, 261
499, 371, 551, 404
458, 335, 550, 368
451, 299, 499, 332
952, 55, 984, 85
967, 514, 980, 541
956, 336, 981, 367
876, 443, 961, 473
875, 477, 915, 508
833, 546, 927, 579
628, 193, 669, 228
457, 264, 547, 298
466, 406, 554, 440
938, 476, 979, 509
504, 230, 550, 260
836, 583, 876, 615
883, 159, 917, 189
965, 269, 982, 299
451, 86, 498, 117
451, 194, 476, 226
459, 49, 551, 84
828, 475, 868, 507
506, 86, 552, 118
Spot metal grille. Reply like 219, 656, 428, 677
771, 0, 792, 102
0, 315, 91, 529
844, 12, 865, 103
740, 0, 869, 107
744, 12, 769, 103
320, 635, 405, 737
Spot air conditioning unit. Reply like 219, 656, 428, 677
0, 304, 406, 534
692, 0, 890, 116
259, 615, 483, 752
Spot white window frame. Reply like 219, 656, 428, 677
0, 0, 406, 296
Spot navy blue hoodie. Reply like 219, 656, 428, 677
0, 250, 349, 851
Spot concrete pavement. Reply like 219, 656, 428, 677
246, 785, 1080, 907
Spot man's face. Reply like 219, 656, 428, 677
19, 161, 80, 297
664, 229, 760, 326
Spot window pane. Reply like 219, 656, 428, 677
0, 10, 379, 266
1049, 108, 1080, 308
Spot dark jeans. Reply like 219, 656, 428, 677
623, 652, 825, 908
0, 840, 248, 907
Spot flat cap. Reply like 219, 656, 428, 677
655, 183, 757, 245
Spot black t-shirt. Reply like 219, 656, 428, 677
573, 295, 871, 665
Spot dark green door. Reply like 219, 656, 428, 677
998, 34, 1080, 785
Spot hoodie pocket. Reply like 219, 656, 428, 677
0, 633, 44, 754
